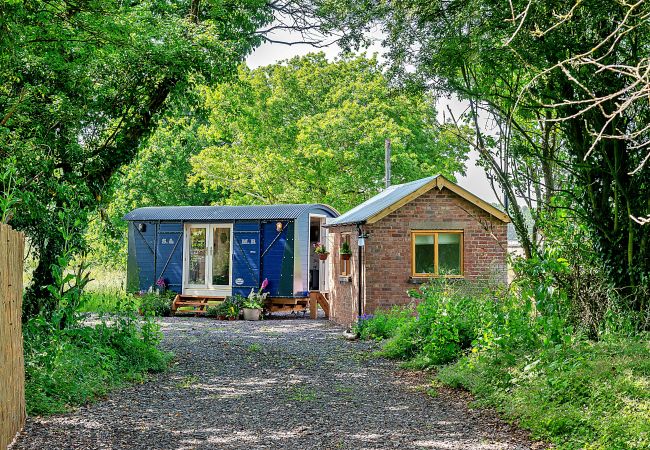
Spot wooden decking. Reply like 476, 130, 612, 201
172, 292, 330, 318
171, 295, 225, 315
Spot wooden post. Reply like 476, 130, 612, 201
0, 224, 26, 450
385, 138, 391, 189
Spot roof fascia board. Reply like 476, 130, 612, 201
365, 179, 438, 224
436, 177, 511, 223
366, 175, 511, 224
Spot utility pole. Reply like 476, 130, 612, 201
385, 138, 391, 189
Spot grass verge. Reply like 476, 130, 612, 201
24, 313, 173, 415
438, 337, 649, 449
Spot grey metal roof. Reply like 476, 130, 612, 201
123, 204, 337, 221
328, 176, 438, 226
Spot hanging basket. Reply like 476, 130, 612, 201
318, 252, 329, 261
341, 253, 352, 261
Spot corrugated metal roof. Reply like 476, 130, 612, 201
328, 176, 438, 226
123, 204, 337, 221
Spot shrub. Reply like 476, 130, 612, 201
353, 305, 414, 340
139, 292, 174, 317
24, 306, 172, 415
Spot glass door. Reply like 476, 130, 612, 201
185, 224, 233, 294
211, 226, 231, 287
187, 225, 208, 288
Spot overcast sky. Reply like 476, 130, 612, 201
246, 37, 498, 204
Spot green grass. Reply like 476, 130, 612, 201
24, 310, 172, 415
78, 289, 140, 313
356, 281, 649, 449
437, 337, 649, 450
247, 343, 263, 353
287, 385, 318, 402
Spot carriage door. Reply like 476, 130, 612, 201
185, 225, 209, 290
184, 224, 233, 295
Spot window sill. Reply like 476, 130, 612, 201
339, 275, 352, 283
409, 276, 464, 284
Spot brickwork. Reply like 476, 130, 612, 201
328, 186, 508, 327
328, 225, 362, 327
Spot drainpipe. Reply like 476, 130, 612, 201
356, 224, 365, 318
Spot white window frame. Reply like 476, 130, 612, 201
182, 223, 234, 296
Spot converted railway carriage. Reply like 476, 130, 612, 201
123, 204, 338, 302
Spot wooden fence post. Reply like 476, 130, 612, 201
0, 223, 26, 450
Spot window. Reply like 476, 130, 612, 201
411, 231, 463, 277
340, 234, 352, 277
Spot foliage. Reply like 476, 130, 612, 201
78, 289, 139, 314
244, 278, 269, 309
23, 303, 172, 415
358, 275, 648, 448
0, 0, 277, 317
224, 302, 240, 319
190, 53, 470, 211
139, 292, 175, 318
438, 337, 650, 450
339, 241, 352, 255
85, 95, 224, 268
353, 306, 414, 341
313, 242, 328, 255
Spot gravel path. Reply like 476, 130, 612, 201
13, 316, 536, 449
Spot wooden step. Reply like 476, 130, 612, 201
308, 291, 330, 319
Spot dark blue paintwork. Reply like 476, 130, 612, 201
260, 220, 294, 297
231, 221, 261, 297
125, 204, 339, 296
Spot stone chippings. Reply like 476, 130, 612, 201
12, 317, 537, 450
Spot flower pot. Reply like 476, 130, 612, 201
228, 316, 237, 321
341, 253, 351, 261
243, 308, 262, 321
318, 253, 329, 261
217, 315, 226, 320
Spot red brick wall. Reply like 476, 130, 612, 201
328, 185, 508, 327
328, 225, 362, 328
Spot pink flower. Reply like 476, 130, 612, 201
260, 278, 269, 291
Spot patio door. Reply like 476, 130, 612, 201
184, 224, 233, 296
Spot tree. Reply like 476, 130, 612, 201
0, 0, 327, 318
325, 0, 650, 309
190, 53, 470, 211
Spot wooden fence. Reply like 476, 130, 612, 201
0, 224, 25, 450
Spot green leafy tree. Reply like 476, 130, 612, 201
325, 0, 650, 311
0, 0, 302, 317
190, 53, 470, 211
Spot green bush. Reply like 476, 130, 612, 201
139, 292, 174, 317
24, 308, 172, 415
79, 289, 140, 313
353, 305, 414, 340
356, 275, 648, 449
438, 337, 649, 449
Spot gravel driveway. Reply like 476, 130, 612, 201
13, 316, 536, 449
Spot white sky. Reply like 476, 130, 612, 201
246, 36, 498, 204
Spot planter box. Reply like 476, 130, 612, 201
242, 308, 262, 321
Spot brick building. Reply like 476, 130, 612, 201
325, 175, 510, 327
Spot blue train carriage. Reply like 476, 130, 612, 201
123, 204, 338, 314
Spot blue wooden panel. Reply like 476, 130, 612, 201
155, 222, 183, 293
232, 221, 260, 297
260, 221, 294, 297
131, 221, 156, 292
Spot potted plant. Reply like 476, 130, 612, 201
243, 278, 269, 321
340, 241, 352, 260
313, 242, 329, 260
225, 301, 240, 321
